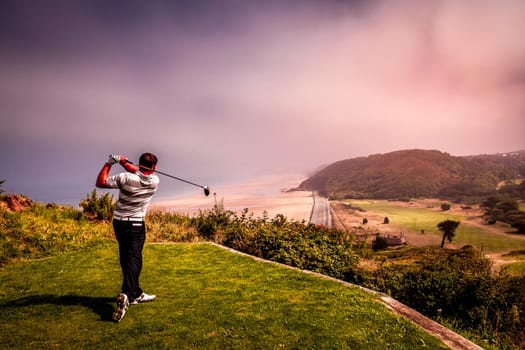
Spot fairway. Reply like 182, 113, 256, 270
344, 200, 525, 253
0, 242, 449, 349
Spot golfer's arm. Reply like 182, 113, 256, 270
96, 163, 112, 188
120, 159, 138, 173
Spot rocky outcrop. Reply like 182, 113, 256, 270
2, 194, 33, 211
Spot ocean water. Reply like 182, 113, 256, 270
7, 173, 307, 209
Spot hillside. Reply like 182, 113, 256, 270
296, 149, 525, 200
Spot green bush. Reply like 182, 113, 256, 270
79, 189, 115, 221
191, 198, 234, 240
362, 246, 525, 348
193, 206, 360, 281
441, 203, 451, 211
482, 197, 525, 233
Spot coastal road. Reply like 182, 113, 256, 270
309, 192, 332, 228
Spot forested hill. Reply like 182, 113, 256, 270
296, 149, 525, 200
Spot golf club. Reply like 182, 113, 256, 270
122, 159, 210, 196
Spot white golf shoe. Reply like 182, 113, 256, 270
131, 292, 156, 304
112, 293, 129, 322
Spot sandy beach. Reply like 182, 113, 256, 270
151, 173, 313, 222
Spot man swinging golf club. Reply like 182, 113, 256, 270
96, 152, 159, 322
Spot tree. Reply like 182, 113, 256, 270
0, 178, 5, 195
481, 196, 499, 213
497, 200, 519, 212
437, 220, 460, 248
511, 220, 525, 233
441, 203, 451, 211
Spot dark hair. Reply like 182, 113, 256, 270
139, 152, 158, 170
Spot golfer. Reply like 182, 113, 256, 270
96, 152, 160, 322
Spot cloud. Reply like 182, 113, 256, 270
1, 0, 524, 202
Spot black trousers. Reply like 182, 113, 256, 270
113, 219, 146, 302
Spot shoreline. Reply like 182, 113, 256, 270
151, 173, 313, 222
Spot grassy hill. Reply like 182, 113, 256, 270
296, 149, 525, 200
0, 243, 450, 349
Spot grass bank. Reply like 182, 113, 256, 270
0, 242, 449, 349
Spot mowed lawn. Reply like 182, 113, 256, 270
351, 200, 525, 253
0, 242, 449, 349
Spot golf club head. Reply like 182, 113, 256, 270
203, 186, 210, 197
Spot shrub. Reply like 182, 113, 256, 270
441, 203, 451, 211
362, 246, 525, 348
0, 203, 113, 264
79, 189, 115, 221
191, 198, 234, 240
482, 197, 525, 231
196, 205, 360, 280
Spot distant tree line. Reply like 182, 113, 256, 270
482, 197, 525, 233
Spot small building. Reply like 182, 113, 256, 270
383, 233, 407, 246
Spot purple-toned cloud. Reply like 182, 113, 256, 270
1, 0, 524, 202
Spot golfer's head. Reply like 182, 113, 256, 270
139, 152, 158, 174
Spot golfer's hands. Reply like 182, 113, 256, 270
107, 154, 135, 172
108, 154, 130, 164
108, 154, 122, 165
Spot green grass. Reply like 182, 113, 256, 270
1, 203, 113, 265
501, 251, 525, 275
0, 242, 449, 349
351, 200, 525, 253
505, 262, 525, 275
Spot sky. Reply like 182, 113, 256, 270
1, 0, 524, 204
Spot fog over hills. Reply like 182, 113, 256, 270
297, 149, 525, 200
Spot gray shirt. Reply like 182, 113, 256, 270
106, 171, 160, 218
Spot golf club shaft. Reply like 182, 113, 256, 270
124, 160, 207, 189
154, 169, 206, 189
